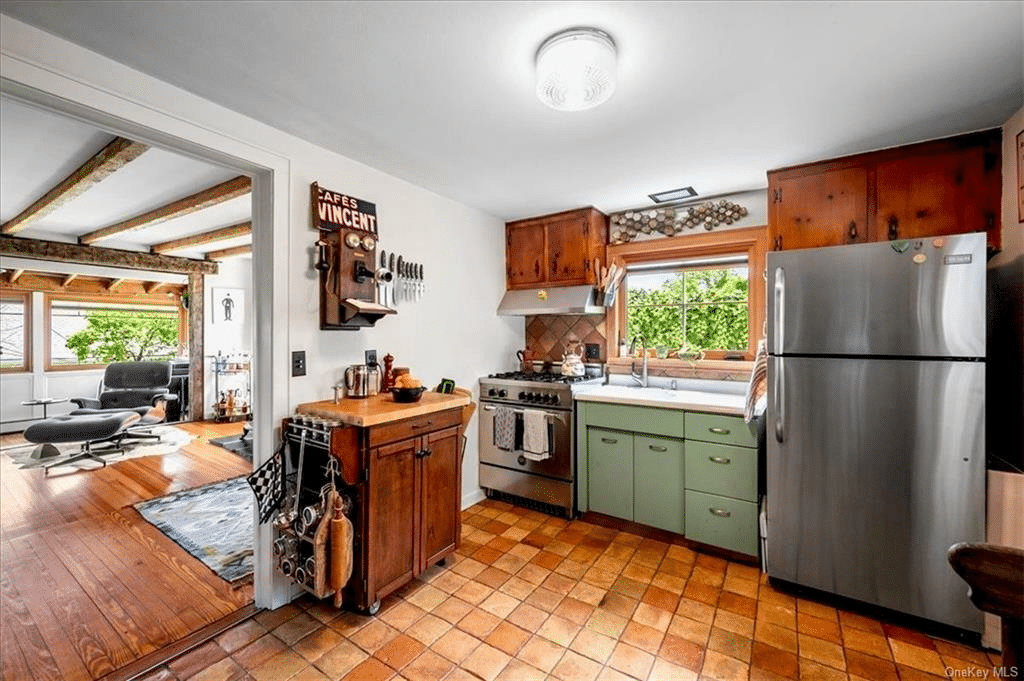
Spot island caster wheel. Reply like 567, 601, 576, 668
362, 599, 380, 616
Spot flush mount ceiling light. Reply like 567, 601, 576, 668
535, 27, 617, 112
649, 186, 697, 203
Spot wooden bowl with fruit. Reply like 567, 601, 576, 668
391, 374, 426, 403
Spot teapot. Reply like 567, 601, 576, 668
516, 348, 535, 373
560, 342, 585, 377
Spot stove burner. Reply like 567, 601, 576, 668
488, 371, 592, 384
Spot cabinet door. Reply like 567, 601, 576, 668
634, 435, 685, 534
587, 428, 633, 520
874, 144, 1000, 244
368, 438, 417, 599
546, 215, 590, 284
419, 427, 460, 570
506, 223, 546, 288
769, 167, 868, 250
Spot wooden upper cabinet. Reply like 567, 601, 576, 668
769, 167, 869, 251
506, 207, 608, 290
768, 128, 1002, 253
506, 222, 545, 288
875, 140, 1001, 243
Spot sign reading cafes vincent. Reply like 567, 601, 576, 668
312, 182, 378, 235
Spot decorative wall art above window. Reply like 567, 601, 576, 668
609, 200, 749, 244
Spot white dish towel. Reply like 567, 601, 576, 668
521, 408, 550, 461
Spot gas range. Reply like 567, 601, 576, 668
480, 371, 603, 410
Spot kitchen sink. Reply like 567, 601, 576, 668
573, 382, 748, 414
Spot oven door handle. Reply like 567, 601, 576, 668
482, 405, 556, 421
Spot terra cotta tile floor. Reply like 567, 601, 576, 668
139, 499, 1001, 681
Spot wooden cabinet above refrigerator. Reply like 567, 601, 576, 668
506, 207, 608, 289
767, 128, 1002, 253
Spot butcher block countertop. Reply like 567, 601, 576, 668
296, 391, 471, 428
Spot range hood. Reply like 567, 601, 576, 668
497, 285, 604, 316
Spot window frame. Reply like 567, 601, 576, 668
607, 225, 768, 372
0, 290, 32, 374
44, 292, 187, 372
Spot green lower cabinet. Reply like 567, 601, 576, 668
684, 490, 758, 556
587, 428, 634, 520
633, 435, 685, 534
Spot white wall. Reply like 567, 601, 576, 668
203, 257, 254, 418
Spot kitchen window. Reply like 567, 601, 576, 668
46, 295, 185, 371
607, 225, 768, 366
0, 291, 31, 373
625, 257, 749, 357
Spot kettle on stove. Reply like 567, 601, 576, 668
344, 363, 382, 398
560, 342, 586, 377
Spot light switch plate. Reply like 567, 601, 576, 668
364, 349, 377, 366
291, 350, 306, 377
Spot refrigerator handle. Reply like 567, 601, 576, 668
774, 357, 785, 443
773, 266, 785, 352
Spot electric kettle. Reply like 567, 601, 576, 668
344, 364, 382, 398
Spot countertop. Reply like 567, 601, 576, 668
573, 383, 752, 416
296, 391, 470, 427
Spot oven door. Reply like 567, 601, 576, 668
478, 404, 572, 481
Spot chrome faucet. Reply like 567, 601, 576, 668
629, 335, 649, 387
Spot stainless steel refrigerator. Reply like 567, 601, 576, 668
766, 232, 986, 633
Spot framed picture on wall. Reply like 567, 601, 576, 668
212, 287, 244, 324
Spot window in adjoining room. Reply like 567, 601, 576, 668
0, 292, 30, 373
46, 295, 184, 371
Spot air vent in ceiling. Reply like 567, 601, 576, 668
649, 186, 697, 203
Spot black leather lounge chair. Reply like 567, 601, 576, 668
69, 360, 178, 440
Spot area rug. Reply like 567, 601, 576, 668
208, 433, 252, 462
2, 426, 196, 470
134, 476, 253, 583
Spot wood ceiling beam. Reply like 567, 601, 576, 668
61, 273, 78, 288
8, 269, 25, 284
0, 236, 218, 276
107, 278, 128, 292
2, 270, 185, 300
144, 281, 167, 294
79, 175, 251, 245
205, 244, 252, 261
1, 137, 149, 236
150, 221, 252, 254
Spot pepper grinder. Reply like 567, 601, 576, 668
382, 353, 395, 391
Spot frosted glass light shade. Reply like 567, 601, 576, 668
536, 28, 617, 112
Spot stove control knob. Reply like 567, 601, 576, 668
497, 389, 507, 398
541, 394, 551, 403
525, 392, 535, 401
518, 392, 526, 400
551, 395, 560, 405
488, 388, 497, 397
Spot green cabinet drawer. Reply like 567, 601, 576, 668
634, 435, 685, 534
685, 490, 758, 556
685, 441, 757, 502
586, 401, 685, 439
684, 412, 756, 448
588, 428, 633, 521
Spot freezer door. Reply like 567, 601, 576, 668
766, 356, 984, 632
767, 233, 985, 358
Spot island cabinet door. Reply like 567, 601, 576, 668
368, 438, 418, 602
418, 426, 461, 570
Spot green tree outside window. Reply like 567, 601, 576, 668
626, 266, 748, 354
64, 310, 179, 363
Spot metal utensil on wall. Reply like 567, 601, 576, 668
388, 253, 396, 306
379, 250, 388, 306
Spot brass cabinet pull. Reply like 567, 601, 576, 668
709, 508, 732, 518
708, 456, 731, 465
709, 427, 731, 435
649, 445, 668, 452
601, 437, 618, 444
848, 221, 858, 240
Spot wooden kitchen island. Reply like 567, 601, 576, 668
294, 392, 470, 614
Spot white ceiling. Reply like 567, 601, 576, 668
0, 96, 252, 261
1, 1, 1022, 221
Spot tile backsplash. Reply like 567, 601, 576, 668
525, 314, 607, 364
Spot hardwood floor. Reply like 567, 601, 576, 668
0, 421, 254, 681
